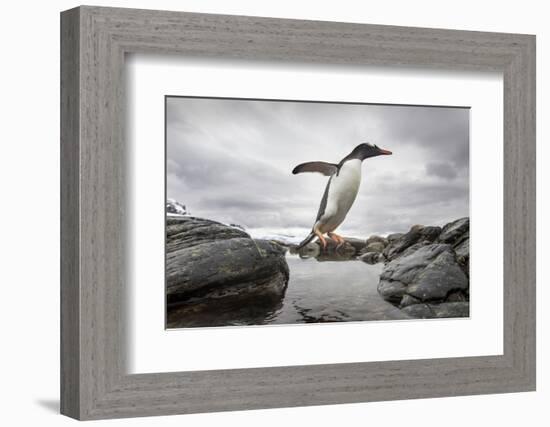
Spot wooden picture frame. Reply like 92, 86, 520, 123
60, 5, 536, 420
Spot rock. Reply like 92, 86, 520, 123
400, 241, 431, 257
290, 242, 320, 258
438, 217, 469, 245
436, 218, 470, 276
166, 198, 188, 216
406, 250, 467, 301
344, 237, 368, 253
291, 237, 358, 258
383, 226, 423, 260
420, 226, 442, 242
453, 234, 470, 277
383, 225, 442, 260
399, 294, 421, 308
364, 241, 386, 253
454, 235, 469, 259
371, 217, 469, 318
166, 216, 289, 306
400, 303, 434, 318
359, 252, 385, 265
433, 302, 470, 318
387, 232, 404, 242
229, 223, 246, 231
401, 302, 470, 319
377, 280, 407, 304
166, 216, 248, 253
446, 290, 467, 303
378, 243, 468, 305
366, 235, 388, 246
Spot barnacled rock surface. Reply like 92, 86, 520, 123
166, 216, 289, 327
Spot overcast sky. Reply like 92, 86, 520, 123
167, 97, 469, 238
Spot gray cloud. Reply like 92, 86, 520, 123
425, 162, 459, 180
167, 97, 469, 237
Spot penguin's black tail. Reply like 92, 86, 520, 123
296, 231, 316, 250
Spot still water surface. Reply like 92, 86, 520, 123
265, 255, 408, 324
167, 253, 408, 328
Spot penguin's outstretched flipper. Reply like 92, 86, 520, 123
292, 161, 338, 176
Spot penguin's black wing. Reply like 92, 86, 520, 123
315, 179, 332, 221
292, 161, 338, 176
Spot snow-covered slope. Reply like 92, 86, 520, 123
166, 198, 189, 216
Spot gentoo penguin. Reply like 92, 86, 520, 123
293, 143, 392, 249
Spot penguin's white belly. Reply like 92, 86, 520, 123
318, 159, 362, 232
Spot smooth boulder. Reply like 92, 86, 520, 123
166, 216, 289, 306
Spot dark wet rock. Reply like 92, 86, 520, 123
421, 226, 442, 242
438, 217, 469, 245
166, 216, 248, 253
453, 234, 470, 277
364, 241, 386, 253
400, 303, 434, 318
377, 280, 407, 305
446, 290, 468, 303
378, 243, 468, 306
454, 235, 470, 259
383, 227, 423, 260
166, 216, 289, 307
344, 237, 368, 252
399, 294, 421, 308
359, 252, 385, 265
405, 250, 467, 301
366, 235, 389, 246
383, 224, 442, 261
435, 302, 470, 318
399, 241, 431, 257
401, 302, 470, 319
387, 232, 404, 243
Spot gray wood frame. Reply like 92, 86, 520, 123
60, 5, 536, 420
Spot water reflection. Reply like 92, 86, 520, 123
290, 243, 357, 262
167, 245, 409, 329
167, 294, 285, 328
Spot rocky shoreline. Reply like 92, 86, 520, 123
166, 216, 289, 327
166, 212, 470, 325
289, 217, 470, 319
375, 218, 469, 318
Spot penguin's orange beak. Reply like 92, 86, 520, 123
378, 148, 392, 155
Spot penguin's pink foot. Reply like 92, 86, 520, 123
328, 232, 346, 249
314, 229, 327, 249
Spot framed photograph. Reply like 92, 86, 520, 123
164, 96, 471, 329
61, 6, 536, 420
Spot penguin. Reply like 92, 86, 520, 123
293, 143, 392, 249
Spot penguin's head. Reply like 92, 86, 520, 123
351, 143, 392, 161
